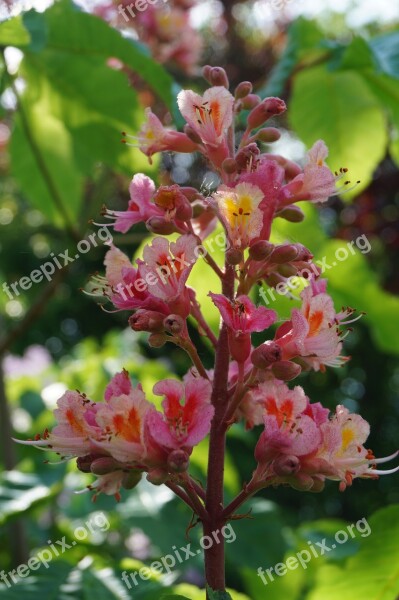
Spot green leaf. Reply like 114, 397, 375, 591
370, 30, 399, 79
330, 37, 378, 72
22, 9, 48, 52
43, 0, 180, 123
289, 65, 388, 195
360, 72, 399, 165
307, 505, 399, 600
0, 16, 30, 47
259, 18, 325, 97
10, 104, 84, 223
161, 596, 191, 600
206, 589, 233, 600
0, 470, 61, 526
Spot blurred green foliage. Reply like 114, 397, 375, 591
0, 2, 399, 599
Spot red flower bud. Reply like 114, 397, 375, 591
91, 457, 119, 475
148, 333, 168, 348
146, 217, 177, 235
226, 248, 243, 266
272, 360, 302, 381
256, 127, 281, 143
167, 450, 190, 473
270, 244, 300, 264
241, 94, 261, 110
147, 468, 169, 486
273, 455, 300, 476
209, 66, 229, 88
222, 157, 238, 174
235, 81, 253, 99
251, 341, 282, 369
247, 97, 286, 130
129, 310, 165, 333
249, 240, 274, 261
277, 205, 305, 223
122, 470, 142, 490
163, 314, 185, 335
202, 65, 213, 83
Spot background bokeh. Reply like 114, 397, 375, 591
0, 0, 398, 598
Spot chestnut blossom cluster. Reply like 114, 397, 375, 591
95, 0, 202, 74
19, 66, 398, 503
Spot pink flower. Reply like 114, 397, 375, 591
140, 234, 198, 316
252, 394, 399, 492
237, 157, 285, 241
177, 86, 234, 148
239, 379, 308, 429
94, 380, 152, 464
104, 173, 160, 233
275, 278, 360, 371
146, 372, 213, 452
124, 108, 197, 161
279, 140, 338, 206
210, 293, 276, 362
212, 183, 264, 250
15, 391, 101, 457
100, 245, 169, 313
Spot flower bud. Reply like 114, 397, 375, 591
273, 455, 300, 476
277, 264, 298, 278
77, 454, 98, 473
180, 186, 203, 202
163, 314, 185, 335
247, 97, 286, 130
167, 450, 190, 473
294, 244, 313, 262
146, 217, 177, 235
175, 200, 193, 221
222, 157, 238, 174
256, 127, 281, 143
209, 66, 229, 88
91, 457, 118, 475
147, 468, 169, 486
184, 124, 203, 145
270, 244, 299, 264
290, 473, 315, 491
226, 248, 243, 266
241, 94, 261, 110
228, 331, 251, 364
264, 273, 285, 288
235, 81, 253, 99
272, 360, 302, 381
249, 240, 274, 261
277, 205, 305, 223
129, 310, 165, 333
309, 477, 325, 493
202, 65, 213, 83
122, 470, 142, 490
251, 341, 282, 369
148, 333, 168, 348
191, 199, 207, 218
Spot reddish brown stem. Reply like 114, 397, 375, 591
204, 263, 235, 594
